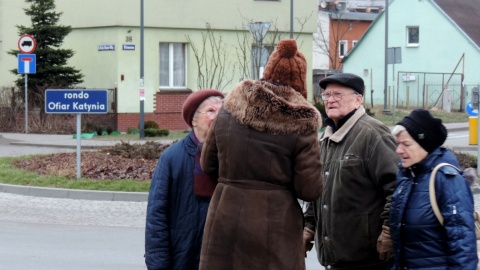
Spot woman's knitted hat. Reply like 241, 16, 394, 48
182, 89, 224, 127
262, 39, 307, 98
396, 109, 448, 153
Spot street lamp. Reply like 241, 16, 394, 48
248, 21, 271, 79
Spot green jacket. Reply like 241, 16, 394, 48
304, 106, 398, 269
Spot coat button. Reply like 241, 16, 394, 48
325, 171, 329, 176
323, 205, 328, 210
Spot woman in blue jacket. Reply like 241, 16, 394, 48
389, 109, 477, 270
145, 90, 224, 270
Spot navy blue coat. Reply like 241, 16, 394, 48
390, 147, 478, 270
145, 133, 210, 270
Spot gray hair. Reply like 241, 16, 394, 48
391, 125, 406, 137
193, 96, 224, 119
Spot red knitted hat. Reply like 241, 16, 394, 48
182, 89, 224, 127
262, 39, 307, 98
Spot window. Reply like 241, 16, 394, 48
407, 26, 419, 46
159, 43, 186, 88
352, 40, 358, 47
339, 40, 348, 58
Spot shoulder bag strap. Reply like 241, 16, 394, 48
429, 162, 461, 225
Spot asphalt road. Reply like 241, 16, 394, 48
0, 192, 148, 270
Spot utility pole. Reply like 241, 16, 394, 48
139, 0, 145, 139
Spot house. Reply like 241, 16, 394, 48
341, 0, 480, 111
0, 0, 318, 131
312, 0, 380, 99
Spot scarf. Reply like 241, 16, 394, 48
190, 132, 218, 197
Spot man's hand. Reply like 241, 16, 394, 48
303, 227, 315, 258
376, 225, 393, 261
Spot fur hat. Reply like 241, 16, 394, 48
319, 73, 365, 95
396, 109, 448, 153
182, 89, 224, 127
262, 39, 307, 98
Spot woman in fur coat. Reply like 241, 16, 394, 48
199, 39, 323, 270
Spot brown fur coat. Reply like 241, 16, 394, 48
200, 80, 323, 270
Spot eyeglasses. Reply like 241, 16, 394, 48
320, 92, 358, 101
196, 109, 218, 119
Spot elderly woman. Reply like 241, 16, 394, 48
389, 109, 478, 269
199, 39, 323, 270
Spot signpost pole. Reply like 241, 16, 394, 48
25, 74, 28, 134
76, 113, 82, 179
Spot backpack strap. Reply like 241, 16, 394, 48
429, 162, 461, 225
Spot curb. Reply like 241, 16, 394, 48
10, 142, 108, 150
0, 183, 148, 202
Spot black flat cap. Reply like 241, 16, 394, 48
319, 73, 364, 95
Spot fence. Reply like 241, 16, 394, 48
394, 71, 474, 112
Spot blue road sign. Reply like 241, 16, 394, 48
18, 54, 36, 74
466, 101, 478, 117
45, 89, 109, 114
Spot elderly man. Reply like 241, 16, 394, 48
145, 89, 224, 270
304, 73, 398, 270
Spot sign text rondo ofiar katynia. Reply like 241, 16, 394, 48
45, 89, 108, 114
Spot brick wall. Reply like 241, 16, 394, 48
117, 91, 192, 132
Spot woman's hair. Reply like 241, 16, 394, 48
192, 96, 224, 120
391, 125, 406, 137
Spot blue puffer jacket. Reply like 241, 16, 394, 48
390, 147, 478, 270
145, 132, 210, 270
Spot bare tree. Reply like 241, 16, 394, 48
314, 7, 363, 70
186, 24, 236, 91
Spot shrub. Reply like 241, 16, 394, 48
101, 140, 173, 160
452, 150, 477, 169
314, 102, 328, 128
95, 126, 103, 136
84, 122, 96, 133
158, 129, 169, 137
144, 121, 159, 130
106, 126, 113, 135
127, 127, 139, 134
145, 128, 159, 137
144, 128, 170, 137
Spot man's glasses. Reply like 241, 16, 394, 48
320, 92, 358, 101
196, 109, 218, 119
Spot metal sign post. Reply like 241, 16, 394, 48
25, 74, 28, 133
474, 87, 480, 175
18, 33, 37, 134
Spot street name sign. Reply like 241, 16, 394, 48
45, 89, 108, 114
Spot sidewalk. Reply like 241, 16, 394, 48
0, 122, 473, 201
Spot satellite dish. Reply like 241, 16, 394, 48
320, 1, 327, 8
336, 3, 345, 11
